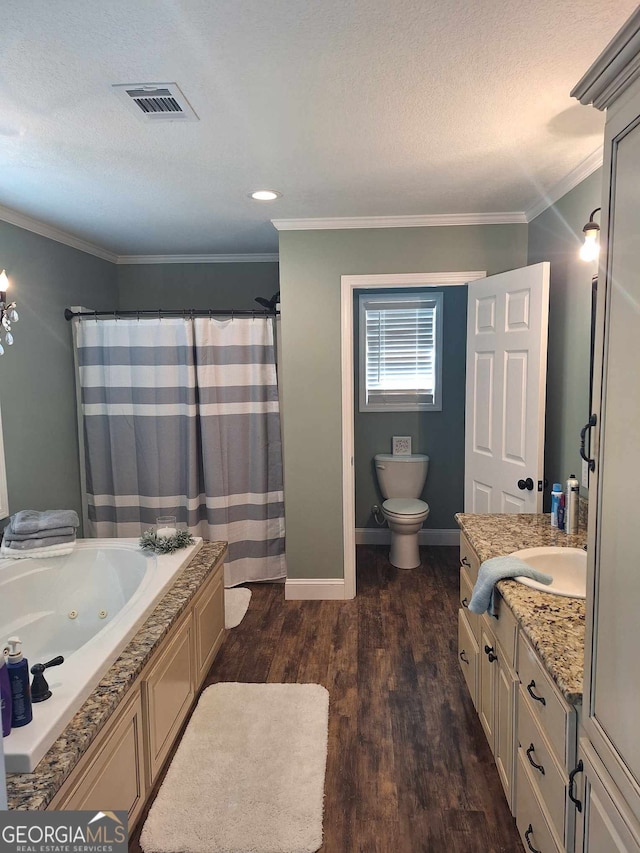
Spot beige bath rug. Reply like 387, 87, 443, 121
224, 587, 252, 629
140, 682, 329, 853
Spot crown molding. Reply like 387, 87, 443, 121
271, 212, 527, 231
116, 253, 279, 264
524, 147, 603, 223
571, 7, 640, 110
0, 203, 117, 263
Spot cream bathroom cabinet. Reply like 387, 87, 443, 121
458, 532, 518, 813
48, 555, 225, 827
569, 11, 640, 850
458, 532, 578, 850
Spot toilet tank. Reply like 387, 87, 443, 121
374, 454, 429, 499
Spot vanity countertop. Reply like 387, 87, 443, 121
455, 512, 586, 704
6, 540, 227, 811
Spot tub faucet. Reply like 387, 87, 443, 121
30, 656, 64, 703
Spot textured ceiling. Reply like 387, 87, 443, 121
0, 0, 635, 255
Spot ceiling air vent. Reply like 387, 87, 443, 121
112, 83, 199, 122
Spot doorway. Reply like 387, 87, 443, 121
340, 271, 487, 599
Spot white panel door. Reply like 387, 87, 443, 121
465, 263, 550, 513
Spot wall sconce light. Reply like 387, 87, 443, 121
0, 270, 19, 355
579, 208, 601, 262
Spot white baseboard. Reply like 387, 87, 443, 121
285, 578, 347, 600
355, 527, 460, 546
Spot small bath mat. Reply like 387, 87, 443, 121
224, 587, 252, 628
140, 682, 329, 853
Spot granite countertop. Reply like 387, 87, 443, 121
456, 512, 586, 704
7, 540, 227, 811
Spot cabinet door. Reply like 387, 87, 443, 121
574, 739, 640, 853
584, 89, 640, 816
143, 614, 195, 785
494, 651, 517, 813
478, 622, 496, 751
52, 691, 146, 827
459, 566, 480, 643
194, 563, 225, 687
458, 609, 479, 709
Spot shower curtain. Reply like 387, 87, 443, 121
74, 316, 286, 586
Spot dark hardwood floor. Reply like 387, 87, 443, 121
130, 545, 524, 853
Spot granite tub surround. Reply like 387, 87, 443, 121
456, 513, 586, 704
6, 540, 227, 812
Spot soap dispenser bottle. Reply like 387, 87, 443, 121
0, 648, 12, 736
6, 637, 32, 728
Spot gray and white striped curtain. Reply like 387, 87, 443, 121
74, 316, 286, 586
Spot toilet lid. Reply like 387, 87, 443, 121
383, 498, 429, 515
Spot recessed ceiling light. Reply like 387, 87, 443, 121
250, 190, 282, 201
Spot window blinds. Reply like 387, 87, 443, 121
363, 296, 439, 406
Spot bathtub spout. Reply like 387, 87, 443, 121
30, 656, 64, 703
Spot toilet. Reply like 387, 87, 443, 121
374, 453, 430, 569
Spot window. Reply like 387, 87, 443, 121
359, 291, 443, 412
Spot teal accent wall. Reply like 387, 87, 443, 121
279, 224, 528, 580
354, 286, 468, 530
116, 262, 279, 310
0, 221, 117, 523
528, 169, 601, 501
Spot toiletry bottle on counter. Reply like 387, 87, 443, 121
0, 649, 11, 737
550, 483, 563, 528
6, 637, 32, 728
557, 491, 566, 531
565, 474, 580, 535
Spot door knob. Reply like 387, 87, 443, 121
517, 478, 534, 491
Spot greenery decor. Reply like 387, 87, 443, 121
139, 528, 195, 554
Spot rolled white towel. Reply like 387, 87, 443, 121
0, 541, 76, 560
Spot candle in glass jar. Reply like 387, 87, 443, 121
156, 516, 177, 539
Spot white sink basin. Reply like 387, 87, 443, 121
509, 546, 587, 599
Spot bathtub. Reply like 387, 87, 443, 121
0, 537, 203, 773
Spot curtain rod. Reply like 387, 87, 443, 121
64, 307, 279, 321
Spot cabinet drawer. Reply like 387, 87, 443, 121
459, 567, 480, 642
458, 609, 479, 708
516, 749, 563, 853
518, 633, 574, 770
460, 532, 480, 584
482, 598, 517, 670
518, 685, 569, 846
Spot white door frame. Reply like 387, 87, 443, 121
340, 271, 487, 599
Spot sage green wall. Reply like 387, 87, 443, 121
528, 169, 601, 501
354, 286, 468, 530
279, 225, 528, 580
116, 262, 279, 310
0, 221, 117, 523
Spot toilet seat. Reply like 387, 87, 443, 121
382, 498, 429, 516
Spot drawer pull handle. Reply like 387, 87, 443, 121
461, 597, 469, 608
568, 759, 584, 813
459, 650, 469, 664
526, 743, 545, 775
460, 556, 470, 568
524, 824, 541, 853
526, 679, 546, 706
484, 644, 497, 663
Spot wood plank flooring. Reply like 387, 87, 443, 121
130, 545, 524, 853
